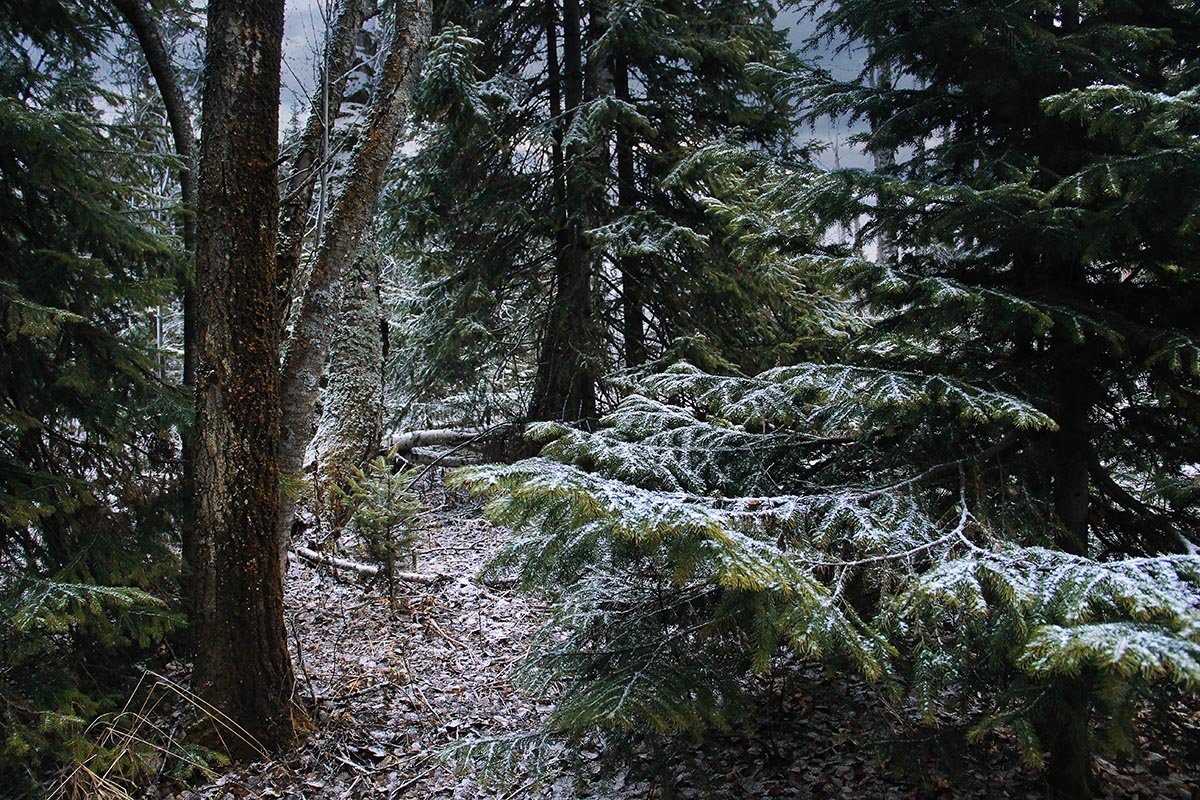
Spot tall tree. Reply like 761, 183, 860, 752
798, 1, 1200, 791
277, 0, 432, 552
190, 0, 294, 754
110, 0, 204, 613
391, 0, 801, 425
526, 0, 603, 423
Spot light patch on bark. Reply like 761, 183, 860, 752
312, 253, 384, 498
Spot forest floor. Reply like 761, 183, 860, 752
147, 475, 1200, 800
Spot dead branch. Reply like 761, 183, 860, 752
290, 546, 445, 585
387, 428, 487, 453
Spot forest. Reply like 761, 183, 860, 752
1, 0, 1199, 798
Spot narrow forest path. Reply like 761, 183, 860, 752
163, 477, 1200, 800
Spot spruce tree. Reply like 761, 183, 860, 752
793, 3, 1200, 791
455, 1, 1200, 797
388, 0, 806, 425
0, 3, 185, 789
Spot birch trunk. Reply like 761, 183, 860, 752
613, 49, 644, 367
277, 0, 432, 557
277, 0, 376, 330
310, 252, 385, 502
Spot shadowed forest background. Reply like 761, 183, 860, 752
1, 1, 1199, 798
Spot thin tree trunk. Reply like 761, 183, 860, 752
613, 49, 644, 367
277, 0, 376, 331
528, 0, 606, 423
111, 0, 197, 386
277, 0, 432, 558
1035, 8, 1093, 783
869, 61, 897, 268
545, 0, 566, 225
110, 0, 203, 605
191, 0, 294, 755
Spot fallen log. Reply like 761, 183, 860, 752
405, 446, 480, 467
387, 428, 484, 453
290, 546, 444, 584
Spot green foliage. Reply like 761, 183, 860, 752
0, 3, 187, 791
333, 456, 422, 603
2, 580, 185, 788
384, 0, 813, 424
451, 0, 1200, 788
456, 360, 1200, 778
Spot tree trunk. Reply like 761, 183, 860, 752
528, 0, 606, 423
277, 0, 376, 331
111, 0, 202, 605
277, 0, 432, 558
1041, 333, 1096, 800
868, 61, 897, 267
613, 48, 644, 367
191, 0, 294, 757
310, 253, 385, 505
1040, 678, 1094, 800
111, 0, 198, 388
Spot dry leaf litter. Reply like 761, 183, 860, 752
144, 476, 1200, 800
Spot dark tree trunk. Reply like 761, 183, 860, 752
1031, 26, 1094, 786
528, 0, 606, 422
191, 0, 294, 756
868, 62, 898, 268
112, 0, 203, 612
1040, 678, 1094, 800
1042, 333, 1096, 800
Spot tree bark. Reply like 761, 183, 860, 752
277, 0, 432, 558
869, 62, 898, 269
1042, 333, 1096, 800
310, 252, 385, 496
111, 0, 197, 387
277, 0, 376, 331
110, 0, 202, 604
527, 0, 606, 423
191, 0, 294, 756
613, 49, 644, 367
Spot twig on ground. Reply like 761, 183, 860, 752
291, 546, 446, 584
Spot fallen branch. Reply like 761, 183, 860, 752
405, 447, 479, 467
387, 428, 485, 453
400, 422, 519, 491
290, 546, 444, 584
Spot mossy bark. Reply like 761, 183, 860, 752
312, 253, 385, 515
190, 0, 294, 756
